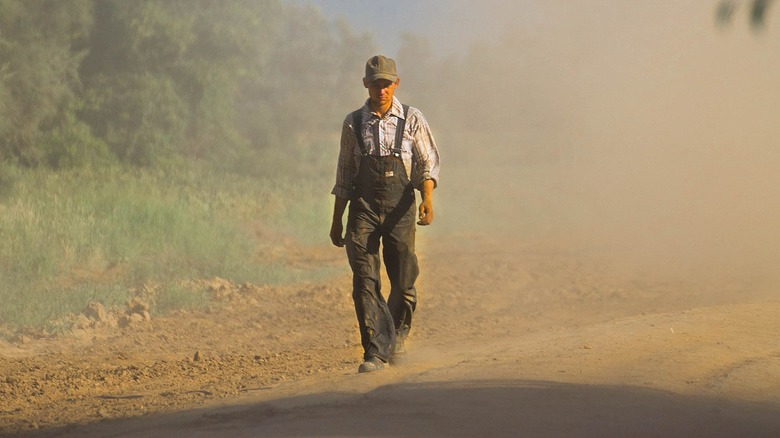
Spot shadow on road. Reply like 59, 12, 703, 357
23, 379, 780, 437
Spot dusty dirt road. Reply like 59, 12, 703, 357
2, 235, 779, 437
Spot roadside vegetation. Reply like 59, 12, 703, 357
0, 0, 570, 335
0, 163, 336, 331
0, 0, 369, 334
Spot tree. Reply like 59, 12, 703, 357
0, 0, 98, 166
717, 0, 775, 30
80, 0, 370, 168
0, 0, 372, 170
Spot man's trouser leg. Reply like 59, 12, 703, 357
384, 207, 419, 343
346, 207, 396, 362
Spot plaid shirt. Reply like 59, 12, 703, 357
331, 97, 440, 200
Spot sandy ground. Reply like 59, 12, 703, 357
1, 235, 779, 437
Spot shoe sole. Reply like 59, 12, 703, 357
358, 359, 386, 373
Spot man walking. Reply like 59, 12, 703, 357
330, 55, 440, 373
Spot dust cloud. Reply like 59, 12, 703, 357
398, 1, 779, 294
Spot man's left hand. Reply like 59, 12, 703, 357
418, 200, 433, 226
417, 179, 435, 226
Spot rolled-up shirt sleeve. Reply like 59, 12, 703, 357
409, 109, 440, 190
331, 115, 358, 199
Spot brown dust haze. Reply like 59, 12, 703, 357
394, 1, 780, 294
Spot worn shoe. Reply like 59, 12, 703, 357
358, 356, 387, 373
389, 338, 407, 364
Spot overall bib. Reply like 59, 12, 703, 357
346, 106, 419, 362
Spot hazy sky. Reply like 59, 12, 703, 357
291, 0, 537, 56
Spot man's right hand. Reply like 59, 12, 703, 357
330, 221, 345, 247
330, 197, 349, 247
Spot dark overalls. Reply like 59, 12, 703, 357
346, 105, 419, 363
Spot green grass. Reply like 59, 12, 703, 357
154, 283, 213, 315
0, 158, 337, 332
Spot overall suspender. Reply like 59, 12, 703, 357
352, 104, 410, 157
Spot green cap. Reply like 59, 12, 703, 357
364, 55, 398, 82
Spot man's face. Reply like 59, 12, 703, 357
364, 78, 399, 108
